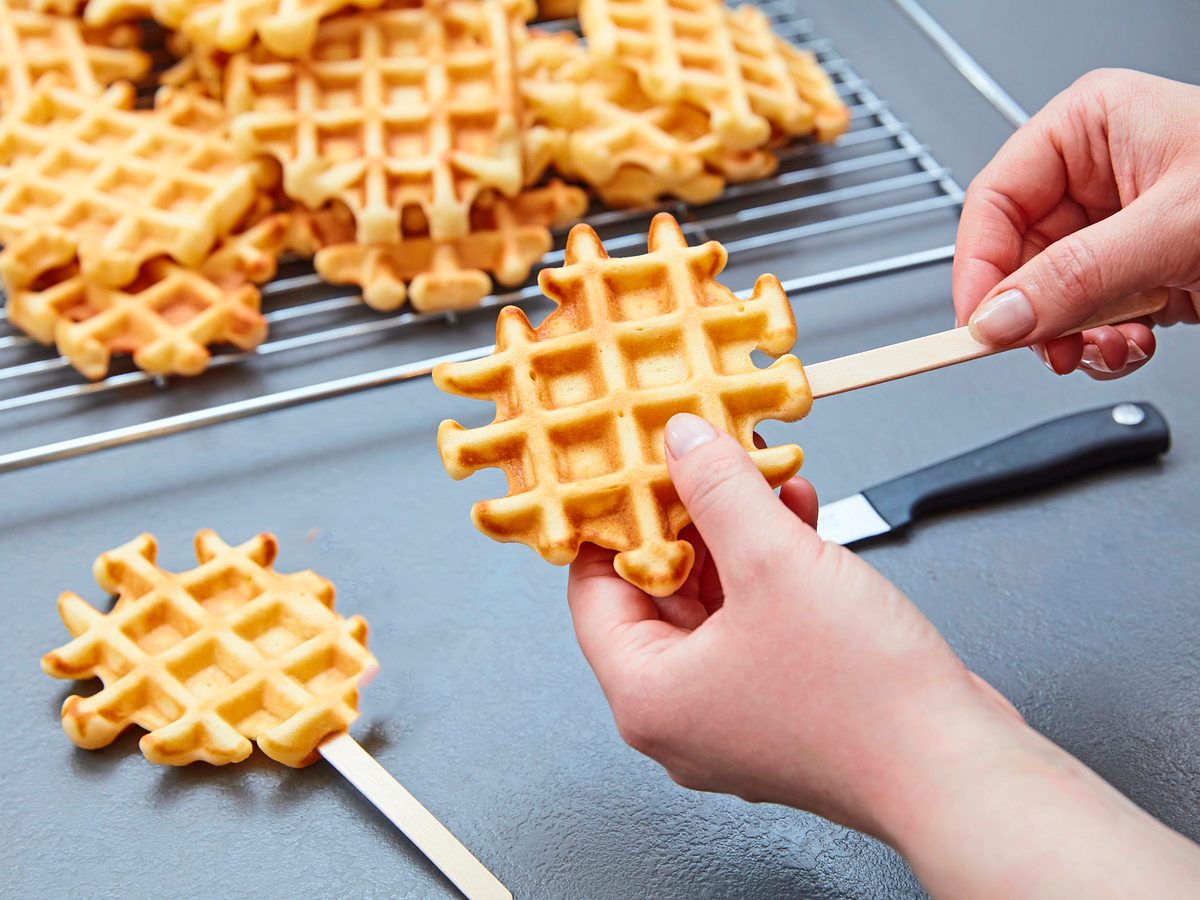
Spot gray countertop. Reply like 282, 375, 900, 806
4, 2, 1199, 897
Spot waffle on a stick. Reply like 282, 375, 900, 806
314, 179, 585, 312
580, 0, 848, 149
225, 0, 530, 245
434, 213, 811, 596
0, 79, 270, 291
7, 213, 288, 379
42, 530, 379, 767
0, 0, 149, 108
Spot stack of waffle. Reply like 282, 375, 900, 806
524, 0, 850, 205
221, 0, 588, 312
0, 0, 848, 379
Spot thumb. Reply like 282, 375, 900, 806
663, 414, 806, 583
968, 182, 1188, 346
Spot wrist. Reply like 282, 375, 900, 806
862, 679, 1181, 898
857, 680, 1044, 846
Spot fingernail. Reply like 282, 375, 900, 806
665, 413, 717, 459
1080, 343, 1113, 373
969, 289, 1037, 345
1126, 340, 1147, 364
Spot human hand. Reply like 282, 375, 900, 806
953, 69, 1200, 379
566, 413, 1020, 838
567, 414, 1200, 896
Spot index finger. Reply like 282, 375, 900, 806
567, 544, 685, 689
952, 102, 1073, 323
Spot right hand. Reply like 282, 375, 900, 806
568, 416, 1200, 898
952, 69, 1200, 379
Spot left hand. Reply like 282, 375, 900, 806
566, 413, 1019, 838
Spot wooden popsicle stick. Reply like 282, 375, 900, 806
806, 288, 1169, 399
319, 733, 512, 900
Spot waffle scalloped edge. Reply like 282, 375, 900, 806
224, 0, 529, 245
41, 529, 379, 767
0, 0, 150, 108
0, 79, 271, 291
313, 180, 587, 312
433, 212, 812, 596
7, 212, 289, 379
518, 29, 779, 207
579, 0, 849, 150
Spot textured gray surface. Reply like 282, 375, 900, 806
4, 1, 1200, 897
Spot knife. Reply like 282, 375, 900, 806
816, 402, 1170, 546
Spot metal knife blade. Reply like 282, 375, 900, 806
817, 402, 1170, 546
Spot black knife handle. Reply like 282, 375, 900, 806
862, 402, 1170, 532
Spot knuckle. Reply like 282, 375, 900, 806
727, 540, 780, 587
681, 452, 753, 524
1072, 67, 1134, 99
1040, 237, 1104, 305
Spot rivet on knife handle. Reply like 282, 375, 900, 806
860, 401, 1170, 535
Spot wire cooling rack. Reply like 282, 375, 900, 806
0, 0, 979, 474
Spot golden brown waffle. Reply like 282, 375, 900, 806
434, 213, 811, 596
19, 0, 83, 14
0, 0, 149, 108
315, 180, 586, 312
42, 530, 379, 767
79, 0, 152, 27
155, 0, 384, 57
159, 34, 226, 96
0, 79, 270, 291
225, 0, 530, 245
7, 213, 288, 379
534, 0, 575, 17
520, 30, 776, 207
580, 0, 848, 149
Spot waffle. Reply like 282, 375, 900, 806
225, 0, 530, 245
315, 180, 586, 311
0, 0, 149, 108
158, 0, 376, 58
156, 0, 385, 57
580, 0, 849, 149
7, 213, 288, 379
42, 530, 379, 767
284, 199, 357, 256
159, 34, 227, 96
0, 79, 270, 291
19, 0, 83, 13
520, 30, 777, 206
434, 213, 811, 596
79, 0, 152, 26
534, 0, 575, 18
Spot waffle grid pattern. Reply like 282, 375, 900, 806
0, 0, 149, 107
0, 80, 267, 290
7, 214, 288, 378
435, 213, 812, 596
42, 530, 378, 767
157, 0, 384, 58
581, 0, 844, 149
226, 0, 526, 246
314, 179, 586, 311
521, 31, 778, 206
